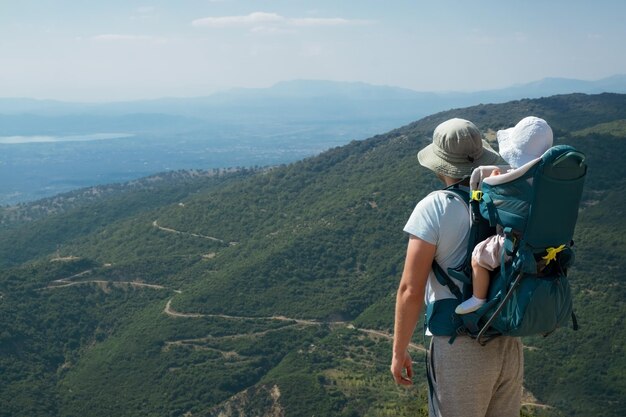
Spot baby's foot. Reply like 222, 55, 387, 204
455, 296, 486, 314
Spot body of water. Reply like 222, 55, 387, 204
0, 133, 134, 144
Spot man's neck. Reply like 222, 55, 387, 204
440, 175, 463, 187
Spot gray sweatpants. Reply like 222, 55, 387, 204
427, 335, 523, 417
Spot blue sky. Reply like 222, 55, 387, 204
1, 0, 625, 101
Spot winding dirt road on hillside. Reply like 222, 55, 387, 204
42, 267, 182, 293
163, 298, 427, 353
152, 220, 226, 243
48, 280, 171, 291
50, 269, 94, 285
164, 299, 342, 326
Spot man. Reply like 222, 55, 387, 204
390, 118, 523, 417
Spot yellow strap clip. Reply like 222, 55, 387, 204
471, 190, 483, 201
542, 244, 566, 265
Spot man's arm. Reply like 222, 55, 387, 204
390, 235, 436, 385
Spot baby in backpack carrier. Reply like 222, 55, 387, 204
455, 116, 554, 315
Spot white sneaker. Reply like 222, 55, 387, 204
455, 296, 486, 314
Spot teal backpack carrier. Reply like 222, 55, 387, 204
426, 145, 587, 345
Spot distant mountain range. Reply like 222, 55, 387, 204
1, 75, 626, 120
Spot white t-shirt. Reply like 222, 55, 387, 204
403, 190, 470, 305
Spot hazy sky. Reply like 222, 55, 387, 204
1, 0, 625, 101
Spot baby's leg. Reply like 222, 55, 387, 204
471, 257, 490, 300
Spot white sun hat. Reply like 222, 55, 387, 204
497, 116, 554, 169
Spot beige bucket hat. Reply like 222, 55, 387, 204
417, 118, 501, 178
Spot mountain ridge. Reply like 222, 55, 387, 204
1, 75, 625, 111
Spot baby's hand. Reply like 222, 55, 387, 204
490, 168, 501, 177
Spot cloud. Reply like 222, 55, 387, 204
192, 12, 373, 30
192, 12, 284, 28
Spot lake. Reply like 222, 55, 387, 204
0, 133, 134, 144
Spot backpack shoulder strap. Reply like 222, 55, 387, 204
430, 187, 470, 301
435, 187, 470, 206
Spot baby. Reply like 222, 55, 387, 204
455, 116, 554, 314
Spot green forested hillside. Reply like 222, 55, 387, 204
1, 93, 625, 417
